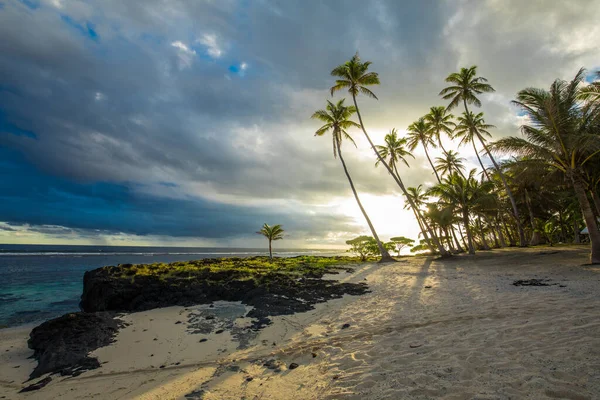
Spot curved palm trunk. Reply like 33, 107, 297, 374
495, 217, 506, 247
472, 140, 491, 181
437, 135, 448, 154
591, 190, 600, 217
463, 210, 475, 254
336, 139, 394, 262
571, 172, 600, 263
352, 94, 450, 257
423, 143, 441, 183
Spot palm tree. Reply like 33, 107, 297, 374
453, 112, 493, 180
435, 150, 466, 178
311, 99, 394, 262
407, 118, 441, 183
440, 66, 526, 247
330, 53, 450, 256
494, 68, 600, 263
429, 170, 495, 254
257, 223, 284, 259
375, 129, 435, 242
425, 106, 455, 154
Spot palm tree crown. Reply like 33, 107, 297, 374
435, 150, 466, 177
311, 99, 360, 157
330, 53, 380, 99
439, 65, 495, 111
425, 106, 455, 152
454, 111, 495, 147
375, 128, 414, 171
406, 118, 436, 151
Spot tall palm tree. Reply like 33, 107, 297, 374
435, 150, 466, 178
311, 99, 394, 262
440, 66, 526, 247
494, 69, 600, 263
257, 223, 284, 259
330, 53, 450, 256
425, 106, 455, 154
407, 118, 441, 183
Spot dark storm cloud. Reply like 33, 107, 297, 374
0, 0, 598, 241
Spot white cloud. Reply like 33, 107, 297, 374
171, 40, 196, 69
197, 33, 223, 58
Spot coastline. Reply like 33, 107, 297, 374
2, 246, 600, 399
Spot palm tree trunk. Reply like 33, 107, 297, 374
571, 171, 600, 263
524, 188, 541, 246
352, 94, 450, 257
423, 144, 442, 183
336, 138, 394, 262
451, 225, 464, 252
477, 217, 490, 250
444, 227, 455, 252
573, 217, 581, 243
495, 217, 506, 247
591, 190, 600, 217
269, 239, 273, 259
471, 140, 492, 181
458, 223, 469, 249
463, 210, 475, 254
477, 136, 527, 247
437, 136, 448, 154
500, 214, 516, 246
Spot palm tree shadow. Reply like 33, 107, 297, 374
409, 257, 433, 303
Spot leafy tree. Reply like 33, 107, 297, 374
494, 68, 600, 263
256, 223, 284, 259
311, 99, 393, 262
389, 236, 415, 256
346, 236, 378, 261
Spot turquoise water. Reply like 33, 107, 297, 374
0, 245, 338, 327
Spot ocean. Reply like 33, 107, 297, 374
0, 244, 340, 328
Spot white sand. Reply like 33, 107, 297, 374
2, 246, 600, 399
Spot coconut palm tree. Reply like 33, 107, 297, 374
440, 66, 526, 247
257, 223, 284, 259
494, 68, 600, 263
407, 118, 441, 183
453, 112, 493, 180
311, 99, 394, 262
424, 106, 455, 153
429, 170, 495, 254
330, 53, 450, 256
435, 150, 466, 178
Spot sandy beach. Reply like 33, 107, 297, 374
1, 246, 600, 399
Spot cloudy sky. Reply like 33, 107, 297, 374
0, 0, 598, 248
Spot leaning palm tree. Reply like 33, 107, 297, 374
493, 68, 600, 263
330, 53, 449, 256
435, 150, 466, 178
257, 223, 284, 259
407, 118, 441, 183
440, 66, 526, 247
424, 106, 455, 154
311, 99, 394, 262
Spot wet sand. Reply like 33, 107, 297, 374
1, 246, 599, 399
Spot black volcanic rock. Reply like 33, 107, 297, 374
27, 312, 123, 379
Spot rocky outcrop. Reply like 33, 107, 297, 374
80, 263, 368, 328
27, 312, 124, 379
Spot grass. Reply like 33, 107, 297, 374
115, 255, 375, 281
